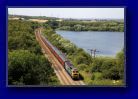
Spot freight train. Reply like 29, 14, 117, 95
38, 31, 79, 80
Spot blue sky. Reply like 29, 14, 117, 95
8, 8, 124, 19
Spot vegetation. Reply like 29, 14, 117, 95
9, 14, 59, 21
42, 27, 125, 85
8, 20, 59, 85
9, 15, 124, 32
44, 20, 124, 32
8, 15, 124, 86
8, 50, 58, 85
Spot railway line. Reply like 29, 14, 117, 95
35, 30, 85, 85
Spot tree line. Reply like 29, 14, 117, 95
44, 20, 124, 32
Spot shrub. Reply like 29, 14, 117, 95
8, 50, 57, 85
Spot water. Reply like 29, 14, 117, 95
56, 30, 124, 57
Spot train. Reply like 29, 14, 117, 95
38, 31, 80, 80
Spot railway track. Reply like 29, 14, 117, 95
35, 30, 85, 85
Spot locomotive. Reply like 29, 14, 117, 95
39, 32, 79, 80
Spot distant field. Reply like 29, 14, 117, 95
28, 19, 48, 23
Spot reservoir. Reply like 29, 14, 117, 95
56, 30, 124, 57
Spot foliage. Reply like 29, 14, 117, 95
43, 20, 124, 32
8, 50, 58, 85
8, 20, 42, 54
46, 20, 59, 29
91, 57, 105, 72
8, 20, 59, 85
116, 49, 124, 79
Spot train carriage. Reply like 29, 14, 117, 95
40, 34, 79, 80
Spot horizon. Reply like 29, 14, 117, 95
9, 14, 124, 20
8, 8, 124, 20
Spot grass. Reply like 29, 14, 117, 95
89, 79, 124, 86
80, 71, 124, 86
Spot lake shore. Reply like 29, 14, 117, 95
56, 30, 124, 56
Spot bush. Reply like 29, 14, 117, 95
91, 57, 104, 72
101, 58, 116, 71
75, 52, 91, 65
91, 74, 95, 80
116, 49, 124, 79
102, 67, 120, 80
8, 50, 57, 85
77, 64, 88, 71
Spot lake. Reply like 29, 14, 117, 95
56, 30, 124, 57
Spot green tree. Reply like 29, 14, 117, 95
8, 50, 57, 85
116, 49, 124, 79
91, 57, 104, 72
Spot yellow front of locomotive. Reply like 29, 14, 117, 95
71, 68, 79, 80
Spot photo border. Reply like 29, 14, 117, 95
6, 6, 127, 87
